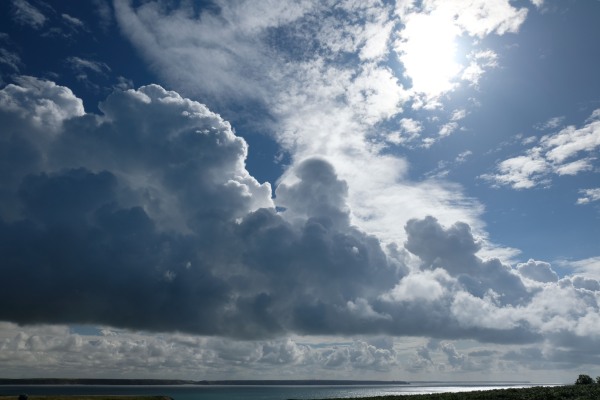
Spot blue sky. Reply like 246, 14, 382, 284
1, 0, 599, 382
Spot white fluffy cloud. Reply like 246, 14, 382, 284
0, 76, 84, 133
517, 259, 559, 283
482, 109, 600, 189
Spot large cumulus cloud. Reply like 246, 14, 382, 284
0, 77, 402, 338
1, 77, 599, 363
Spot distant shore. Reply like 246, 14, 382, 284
0, 378, 410, 386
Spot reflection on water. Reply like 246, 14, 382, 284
0, 383, 558, 400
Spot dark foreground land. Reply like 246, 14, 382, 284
0, 397, 172, 400
312, 385, 600, 400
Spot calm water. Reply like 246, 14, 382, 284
0, 383, 550, 400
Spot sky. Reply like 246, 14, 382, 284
0, 0, 599, 383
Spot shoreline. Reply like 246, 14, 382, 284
0, 379, 411, 386
1, 385, 600, 400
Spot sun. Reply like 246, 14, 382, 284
395, 11, 463, 102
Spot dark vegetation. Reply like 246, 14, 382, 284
574, 374, 597, 385
312, 380, 600, 400
0, 397, 172, 400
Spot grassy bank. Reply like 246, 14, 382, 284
313, 385, 600, 400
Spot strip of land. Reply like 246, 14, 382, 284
0, 379, 410, 386
309, 384, 600, 400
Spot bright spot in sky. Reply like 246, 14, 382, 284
396, 12, 462, 101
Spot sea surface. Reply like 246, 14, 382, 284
0, 383, 555, 400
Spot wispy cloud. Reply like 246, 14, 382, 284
0, 48, 22, 73
576, 188, 600, 205
481, 108, 600, 189
112, 0, 535, 249
11, 0, 48, 29
461, 50, 498, 86
559, 256, 600, 280
61, 13, 86, 30
535, 115, 565, 131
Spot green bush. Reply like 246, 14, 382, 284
575, 374, 594, 385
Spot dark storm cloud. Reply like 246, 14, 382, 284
0, 77, 402, 338
1, 77, 599, 351
405, 216, 529, 305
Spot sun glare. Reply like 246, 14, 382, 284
396, 12, 463, 101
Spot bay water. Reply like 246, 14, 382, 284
0, 383, 552, 400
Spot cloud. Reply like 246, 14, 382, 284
93, 0, 113, 32
455, 150, 472, 163
0, 77, 411, 339
385, 117, 422, 145
0, 78, 273, 336
430, 0, 528, 38
11, 0, 48, 29
480, 149, 549, 189
61, 13, 85, 29
517, 259, 558, 283
113, 0, 314, 107
535, 116, 564, 131
275, 158, 350, 228
383, 269, 450, 303
400, 117, 422, 134
440, 342, 474, 370
0, 75, 85, 210
562, 257, 600, 280
0, 48, 22, 74
461, 50, 498, 86
4, 0, 600, 370
404, 216, 528, 306
482, 109, 600, 189
0, 322, 404, 378
439, 122, 459, 137
3, 77, 599, 354
529, 0, 545, 8
0, 76, 84, 133
112, 0, 530, 256
576, 188, 600, 205
66, 57, 112, 90
66, 57, 111, 77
